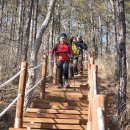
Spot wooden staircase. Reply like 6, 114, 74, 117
9, 69, 88, 130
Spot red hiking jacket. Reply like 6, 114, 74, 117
50, 42, 72, 60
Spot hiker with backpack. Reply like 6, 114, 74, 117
50, 33, 72, 88
69, 36, 79, 75
76, 34, 87, 74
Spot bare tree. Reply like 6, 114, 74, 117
24, 0, 56, 110
118, 0, 127, 129
22, 0, 34, 61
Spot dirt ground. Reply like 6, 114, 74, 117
98, 75, 130, 130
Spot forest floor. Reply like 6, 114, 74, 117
98, 73, 130, 130
97, 75, 119, 130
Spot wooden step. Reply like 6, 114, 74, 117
30, 96, 88, 107
23, 117, 87, 124
9, 128, 47, 130
23, 123, 86, 129
45, 89, 88, 93
30, 103, 88, 110
31, 100, 88, 107
47, 86, 88, 90
23, 112, 88, 119
45, 94, 88, 100
46, 91, 88, 95
26, 108, 88, 115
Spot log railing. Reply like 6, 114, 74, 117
14, 55, 48, 128
87, 53, 107, 130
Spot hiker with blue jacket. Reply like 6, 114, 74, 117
76, 34, 87, 74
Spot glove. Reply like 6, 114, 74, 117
49, 48, 54, 55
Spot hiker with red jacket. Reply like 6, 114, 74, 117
50, 33, 72, 88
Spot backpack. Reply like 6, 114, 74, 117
53, 43, 71, 55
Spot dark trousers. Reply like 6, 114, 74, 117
57, 60, 69, 85
69, 60, 74, 78
78, 55, 83, 72
73, 58, 78, 73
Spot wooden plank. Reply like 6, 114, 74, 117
23, 117, 87, 125
46, 89, 88, 93
31, 100, 88, 107
23, 112, 88, 119
23, 117, 55, 123
44, 96, 85, 102
26, 108, 88, 114
9, 128, 47, 130
31, 103, 88, 110
46, 91, 88, 95
23, 123, 86, 129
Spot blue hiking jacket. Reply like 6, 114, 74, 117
76, 40, 87, 55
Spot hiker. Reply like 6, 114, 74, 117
76, 34, 87, 74
50, 33, 72, 88
70, 36, 79, 75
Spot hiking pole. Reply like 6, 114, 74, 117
71, 58, 75, 87
80, 59, 84, 86
71, 58, 76, 88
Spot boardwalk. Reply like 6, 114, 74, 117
9, 69, 89, 130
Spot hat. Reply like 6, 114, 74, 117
60, 33, 67, 38
77, 34, 82, 39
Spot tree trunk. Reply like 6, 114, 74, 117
113, 0, 118, 46
118, 0, 127, 129
16, 0, 25, 65
24, 0, 56, 110
22, 0, 34, 61
106, 21, 109, 53
0, 0, 4, 29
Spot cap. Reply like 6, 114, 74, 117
77, 34, 82, 39
60, 33, 67, 38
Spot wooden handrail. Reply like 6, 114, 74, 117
87, 54, 107, 130
14, 56, 48, 128
92, 95, 106, 130
53, 57, 57, 84
14, 61, 28, 128
40, 55, 48, 99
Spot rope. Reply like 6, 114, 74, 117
24, 77, 44, 111
0, 59, 48, 118
25, 77, 43, 97
0, 60, 44, 89
0, 78, 43, 118
28, 61, 43, 70
0, 95, 20, 118
0, 68, 25, 89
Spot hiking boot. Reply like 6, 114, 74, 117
74, 71, 78, 75
79, 71, 83, 74
64, 80, 70, 88
58, 84, 63, 88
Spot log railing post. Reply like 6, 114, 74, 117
92, 95, 106, 130
87, 53, 106, 130
40, 55, 48, 99
90, 64, 95, 99
14, 61, 28, 128
87, 100, 92, 130
93, 64, 98, 95
53, 57, 57, 84
88, 56, 91, 85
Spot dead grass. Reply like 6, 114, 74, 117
96, 54, 130, 130
95, 55, 118, 129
